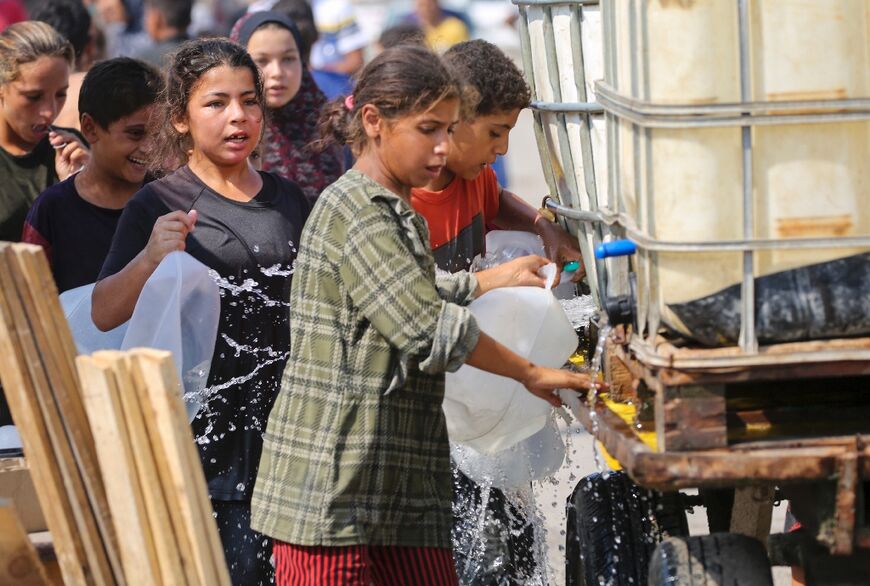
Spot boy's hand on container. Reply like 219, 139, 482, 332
144, 210, 197, 268
522, 365, 603, 408
538, 222, 585, 282
475, 254, 550, 295
51, 129, 90, 180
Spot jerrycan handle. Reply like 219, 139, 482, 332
595, 240, 637, 259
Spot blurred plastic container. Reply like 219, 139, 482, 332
478, 230, 577, 300
443, 285, 578, 453
61, 252, 220, 420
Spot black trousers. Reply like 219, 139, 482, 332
212, 499, 275, 586
452, 469, 537, 585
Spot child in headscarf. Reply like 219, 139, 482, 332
232, 11, 344, 204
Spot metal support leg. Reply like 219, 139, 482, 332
731, 485, 776, 545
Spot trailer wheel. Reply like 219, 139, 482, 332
566, 471, 686, 586
648, 533, 773, 586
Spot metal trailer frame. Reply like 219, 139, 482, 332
514, 0, 870, 581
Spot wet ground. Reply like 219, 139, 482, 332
535, 423, 793, 585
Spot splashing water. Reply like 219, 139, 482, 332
560, 295, 598, 332
451, 463, 552, 585
586, 312, 612, 473
222, 334, 285, 359
208, 269, 290, 307
260, 263, 294, 278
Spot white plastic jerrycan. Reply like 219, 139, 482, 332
443, 285, 578, 454
451, 415, 566, 491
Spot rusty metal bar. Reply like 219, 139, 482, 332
566, 392, 857, 491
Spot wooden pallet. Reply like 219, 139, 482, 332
606, 326, 870, 452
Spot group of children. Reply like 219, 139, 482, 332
0, 11, 592, 586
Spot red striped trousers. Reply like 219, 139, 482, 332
273, 541, 459, 586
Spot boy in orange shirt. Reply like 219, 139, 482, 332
411, 38, 582, 276
410, 39, 584, 584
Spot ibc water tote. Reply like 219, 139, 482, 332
443, 235, 578, 453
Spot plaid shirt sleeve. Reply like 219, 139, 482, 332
435, 270, 479, 305
339, 202, 480, 375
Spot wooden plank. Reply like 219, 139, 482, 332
658, 336, 870, 359
603, 349, 635, 402
627, 334, 870, 385
658, 360, 870, 386
833, 452, 858, 556
130, 348, 231, 586
7, 245, 123, 583
0, 500, 49, 585
655, 385, 727, 451
29, 532, 65, 586
0, 245, 92, 586
76, 355, 161, 585
102, 352, 187, 585
728, 404, 870, 444
0, 458, 48, 533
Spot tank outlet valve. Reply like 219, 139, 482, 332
595, 240, 637, 259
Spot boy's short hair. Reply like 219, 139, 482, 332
378, 23, 425, 50
444, 39, 531, 117
78, 57, 163, 129
145, 0, 193, 31
30, 0, 91, 60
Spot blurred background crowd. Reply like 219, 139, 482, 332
1, 0, 526, 185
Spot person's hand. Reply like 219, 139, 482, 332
144, 210, 197, 268
51, 129, 90, 180
521, 365, 602, 407
538, 221, 585, 282
475, 254, 550, 295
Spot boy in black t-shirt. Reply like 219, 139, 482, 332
22, 57, 162, 293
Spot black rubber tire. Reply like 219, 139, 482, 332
566, 471, 685, 586
648, 533, 773, 586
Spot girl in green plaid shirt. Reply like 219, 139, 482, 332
252, 45, 596, 586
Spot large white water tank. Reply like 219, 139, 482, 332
605, 0, 870, 339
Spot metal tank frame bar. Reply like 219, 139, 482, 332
542, 199, 870, 253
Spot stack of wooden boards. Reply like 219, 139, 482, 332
0, 242, 230, 585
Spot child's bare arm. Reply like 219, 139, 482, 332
465, 331, 598, 406
494, 188, 585, 278
92, 210, 197, 331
